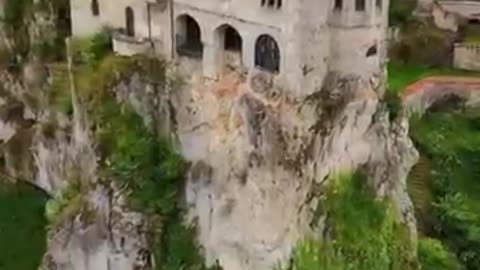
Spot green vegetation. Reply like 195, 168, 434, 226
0, 0, 70, 63
45, 179, 93, 227
63, 33, 212, 269
0, 181, 48, 270
462, 24, 480, 44
408, 110, 480, 270
389, 0, 416, 27
387, 63, 480, 94
288, 172, 416, 270
418, 237, 463, 270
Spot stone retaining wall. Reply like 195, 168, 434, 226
454, 43, 480, 71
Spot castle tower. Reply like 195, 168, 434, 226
328, 0, 389, 79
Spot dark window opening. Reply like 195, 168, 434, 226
355, 0, 366, 11
468, 19, 480, 24
91, 0, 99, 16
255, 34, 280, 73
56, 6, 71, 37
262, 0, 281, 9
224, 26, 242, 51
125, 7, 135, 36
376, 0, 382, 9
366, 44, 378, 57
334, 0, 343, 10
176, 15, 203, 58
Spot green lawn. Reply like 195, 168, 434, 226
0, 181, 48, 270
387, 63, 480, 94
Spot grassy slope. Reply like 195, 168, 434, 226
0, 182, 48, 270
387, 63, 480, 94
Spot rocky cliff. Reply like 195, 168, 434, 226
0, 2, 419, 270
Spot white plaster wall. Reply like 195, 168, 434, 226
100, 0, 149, 37
328, 0, 387, 78
438, 0, 480, 19
173, 4, 284, 82
329, 26, 382, 77
150, 4, 173, 58
70, 0, 102, 37
70, 0, 390, 96
291, 0, 331, 96
173, 0, 291, 30
432, 3, 459, 32
454, 43, 480, 71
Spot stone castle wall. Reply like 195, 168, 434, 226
70, 0, 388, 97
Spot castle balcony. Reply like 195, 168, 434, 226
112, 29, 153, 57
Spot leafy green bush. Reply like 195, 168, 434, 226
73, 32, 113, 67
389, 0, 416, 27
389, 21, 454, 67
288, 172, 416, 270
45, 180, 88, 226
418, 238, 463, 270
78, 54, 215, 270
384, 90, 402, 121
409, 111, 480, 270
0, 181, 48, 270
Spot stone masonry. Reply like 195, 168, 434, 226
70, 0, 389, 98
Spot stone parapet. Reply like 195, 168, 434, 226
112, 30, 153, 56
454, 42, 480, 71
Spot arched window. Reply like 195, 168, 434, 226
91, 0, 99, 16
223, 26, 242, 51
355, 0, 366, 11
255, 34, 280, 73
261, 0, 281, 9
176, 15, 203, 58
125, 7, 135, 37
334, 0, 343, 10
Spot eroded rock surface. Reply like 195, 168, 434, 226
0, 68, 151, 270
0, 55, 420, 270
112, 68, 419, 270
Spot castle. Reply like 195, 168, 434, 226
70, 0, 388, 95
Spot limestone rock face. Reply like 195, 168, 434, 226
113, 69, 419, 270
41, 186, 150, 270
0, 69, 151, 270
0, 60, 418, 270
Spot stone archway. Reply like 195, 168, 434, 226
176, 14, 203, 58
214, 24, 243, 73
255, 34, 280, 73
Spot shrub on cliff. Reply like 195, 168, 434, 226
389, 0, 416, 27
389, 21, 455, 67
288, 172, 417, 270
418, 238, 463, 270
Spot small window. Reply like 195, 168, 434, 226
334, 0, 343, 10
376, 0, 382, 9
255, 34, 280, 73
125, 7, 135, 37
91, 0, 99, 16
355, 0, 366, 11
366, 44, 378, 57
262, 0, 281, 9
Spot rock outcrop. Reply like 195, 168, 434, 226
110, 68, 419, 270
0, 66, 151, 270
0, 50, 419, 270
